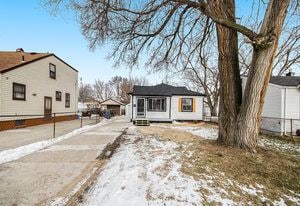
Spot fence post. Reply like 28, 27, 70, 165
53, 113, 56, 138
290, 118, 293, 137
80, 115, 83, 128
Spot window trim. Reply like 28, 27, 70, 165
65, 93, 70, 108
181, 98, 193, 112
56, 91, 62, 101
147, 97, 166, 112
49, 63, 56, 79
12, 82, 26, 101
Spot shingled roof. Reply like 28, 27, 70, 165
130, 83, 205, 96
0, 50, 78, 73
269, 76, 300, 87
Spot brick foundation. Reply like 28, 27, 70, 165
0, 115, 78, 131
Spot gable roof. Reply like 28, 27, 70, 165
0, 51, 78, 73
100, 98, 125, 106
269, 76, 300, 87
130, 83, 205, 96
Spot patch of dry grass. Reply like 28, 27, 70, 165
138, 126, 197, 142
139, 125, 300, 204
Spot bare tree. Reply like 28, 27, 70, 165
79, 83, 94, 102
94, 76, 148, 103
47, 0, 298, 152
272, 25, 300, 75
93, 79, 106, 101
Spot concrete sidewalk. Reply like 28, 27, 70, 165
0, 116, 130, 206
0, 117, 97, 152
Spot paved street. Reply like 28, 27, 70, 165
0, 117, 97, 152
0, 116, 130, 205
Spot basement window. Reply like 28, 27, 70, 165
13, 82, 26, 101
15, 119, 25, 127
49, 63, 56, 79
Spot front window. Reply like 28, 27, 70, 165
49, 63, 56, 79
65, 93, 70, 108
56, 91, 62, 101
147, 98, 166, 112
181, 98, 193, 112
13, 83, 26, 100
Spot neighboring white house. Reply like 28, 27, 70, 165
242, 75, 300, 135
128, 83, 205, 122
0, 49, 78, 130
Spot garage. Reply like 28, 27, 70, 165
100, 98, 125, 116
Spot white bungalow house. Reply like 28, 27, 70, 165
242, 74, 300, 135
0, 49, 78, 130
128, 83, 205, 123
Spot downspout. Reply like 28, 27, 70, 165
169, 96, 172, 120
283, 88, 287, 135
131, 95, 133, 121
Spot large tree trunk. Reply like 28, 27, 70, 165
209, 0, 290, 152
234, 0, 290, 151
209, 0, 242, 145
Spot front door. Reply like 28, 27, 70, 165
137, 98, 145, 117
44, 96, 52, 119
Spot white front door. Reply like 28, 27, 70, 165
137, 98, 145, 117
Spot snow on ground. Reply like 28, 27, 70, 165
155, 123, 300, 155
259, 137, 300, 155
0, 119, 111, 165
82, 126, 204, 206
81, 126, 300, 205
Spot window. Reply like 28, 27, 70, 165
15, 119, 25, 126
181, 98, 193, 112
49, 63, 56, 79
147, 98, 166, 112
56, 91, 62, 101
13, 83, 26, 100
65, 93, 70, 108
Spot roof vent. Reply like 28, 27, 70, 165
16, 48, 24, 52
21, 55, 25, 62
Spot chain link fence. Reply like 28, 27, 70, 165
261, 117, 300, 136
0, 111, 102, 138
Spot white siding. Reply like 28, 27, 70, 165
285, 88, 300, 119
132, 96, 171, 121
171, 96, 203, 120
261, 84, 282, 118
0, 55, 78, 120
131, 95, 204, 121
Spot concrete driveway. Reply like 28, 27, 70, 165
0, 116, 130, 206
0, 117, 97, 151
